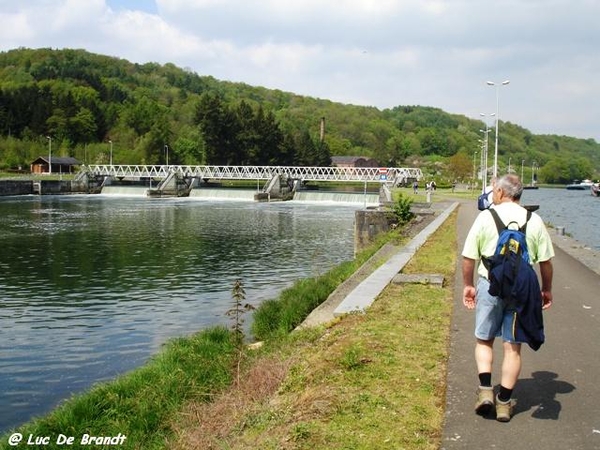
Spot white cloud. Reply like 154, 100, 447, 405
0, 0, 599, 141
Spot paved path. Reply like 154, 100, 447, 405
442, 200, 600, 450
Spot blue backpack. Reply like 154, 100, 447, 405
483, 208, 545, 350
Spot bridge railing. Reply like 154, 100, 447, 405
83, 165, 423, 184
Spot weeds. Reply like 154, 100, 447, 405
225, 279, 255, 346
225, 279, 255, 385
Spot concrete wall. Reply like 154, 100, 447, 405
0, 180, 34, 196
0, 180, 89, 196
39, 180, 75, 195
354, 209, 392, 254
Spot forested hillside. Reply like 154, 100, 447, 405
1, 48, 598, 183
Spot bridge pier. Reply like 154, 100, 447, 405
147, 172, 194, 197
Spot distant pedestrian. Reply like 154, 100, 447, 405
412, 181, 418, 194
461, 174, 555, 422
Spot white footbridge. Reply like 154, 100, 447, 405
77, 164, 423, 200
81, 164, 421, 184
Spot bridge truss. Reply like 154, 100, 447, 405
82, 165, 422, 184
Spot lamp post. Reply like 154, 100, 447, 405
473, 150, 478, 190
109, 140, 113, 166
46, 136, 52, 174
164, 144, 169, 166
479, 126, 491, 191
486, 80, 510, 177
508, 157, 511, 174
480, 112, 495, 186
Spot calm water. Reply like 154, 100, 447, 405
0, 194, 359, 433
520, 187, 600, 250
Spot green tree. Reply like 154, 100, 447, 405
448, 152, 473, 181
69, 107, 97, 144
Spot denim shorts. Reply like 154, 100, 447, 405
475, 277, 522, 343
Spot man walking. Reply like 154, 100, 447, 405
462, 174, 554, 422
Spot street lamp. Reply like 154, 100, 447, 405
479, 125, 491, 191
486, 80, 510, 177
46, 136, 52, 174
473, 150, 478, 190
531, 161, 538, 186
109, 140, 113, 166
164, 144, 169, 166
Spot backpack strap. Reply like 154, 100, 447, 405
488, 208, 532, 233
487, 208, 505, 234
520, 210, 533, 233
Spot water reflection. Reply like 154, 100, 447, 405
0, 195, 357, 432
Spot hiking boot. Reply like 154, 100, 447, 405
495, 396, 515, 422
475, 386, 494, 415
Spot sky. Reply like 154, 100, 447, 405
1, 0, 599, 141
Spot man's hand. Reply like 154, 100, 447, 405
463, 285, 476, 309
541, 290, 553, 310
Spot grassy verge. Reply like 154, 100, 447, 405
170, 210, 458, 449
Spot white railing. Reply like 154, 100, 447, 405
83, 165, 422, 184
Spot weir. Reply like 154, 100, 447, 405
79, 164, 422, 205
293, 191, 380, 206
189, 188, 258, 201
99, 186, 380, 205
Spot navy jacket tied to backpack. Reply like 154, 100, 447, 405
483, 208, 545, 351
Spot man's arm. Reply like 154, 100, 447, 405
462, 257, 477, 310
539, 259, 553, 310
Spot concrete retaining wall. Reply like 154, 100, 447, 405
0, 180, 89, 196
354, 209, 392, 254
0, 180, 34, 196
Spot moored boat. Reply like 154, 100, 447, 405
566, 179, 594, 190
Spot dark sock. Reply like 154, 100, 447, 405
478, 372, 492, 387
498, 386, 513, 403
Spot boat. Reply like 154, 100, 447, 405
591, 183, 600, 197
565, 179, 594, 190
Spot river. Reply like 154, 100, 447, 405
520, 187, 599, 250
0, 193, 361, 433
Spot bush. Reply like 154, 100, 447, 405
389, 193, 414, 225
